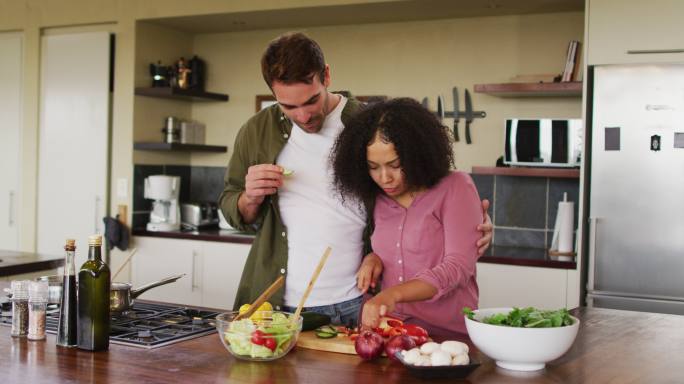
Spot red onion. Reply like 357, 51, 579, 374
354, 330, 385, 360
384, 334, 416, 362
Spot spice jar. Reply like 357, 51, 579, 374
28, 281, 48, 341
10, 280, 30, 337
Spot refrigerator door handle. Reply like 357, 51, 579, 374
586, 217, 599, 303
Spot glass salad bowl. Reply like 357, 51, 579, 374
216, 311, 303, 361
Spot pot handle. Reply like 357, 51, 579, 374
130, 274, 186, 299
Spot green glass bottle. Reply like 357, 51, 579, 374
77, 234, 110, 351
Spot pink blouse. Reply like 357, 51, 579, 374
371, 171, 482, 335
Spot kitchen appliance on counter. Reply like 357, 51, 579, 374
585, 63, 684, 315
504, 118, 582, 167
144, 175, 181, 232
180, 202, 219, 230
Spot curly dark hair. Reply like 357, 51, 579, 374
331, 97, 454, 208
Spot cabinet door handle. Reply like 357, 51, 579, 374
191, 250, 200, 290
586, 217, 599, 294
94, 196, 101, 233
627, 49, 684, 54
8, 191, 14, 226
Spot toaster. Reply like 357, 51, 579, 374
180, 202, 219, 229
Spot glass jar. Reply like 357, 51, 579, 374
10, 280, 30, 337
28, 281, 48, 341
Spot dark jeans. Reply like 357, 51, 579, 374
284, 295, 363, 328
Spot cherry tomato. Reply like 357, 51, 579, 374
263, 337, 277, 351
386, 319, 404, 328
387, 327, 407, 337
350, 334, 359, 342
251, 330, 266, 345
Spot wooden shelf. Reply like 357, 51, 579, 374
135, 87, 229, 102
134, 142, 227, 152
472, 166, 579, 178
473, 82, 582, 97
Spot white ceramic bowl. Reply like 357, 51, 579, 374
464, 307, 580, 371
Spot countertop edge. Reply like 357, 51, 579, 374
132, 228, 254, 244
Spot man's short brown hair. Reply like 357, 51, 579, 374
261, 32, 326, 89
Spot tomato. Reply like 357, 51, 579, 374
386, 319, 404, 328
403, 324, 428, 337
263, 336, 277, 351
350, 334, 359, 342
387, 327, 407, 337
251, 330, 266, 345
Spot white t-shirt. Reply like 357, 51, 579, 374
277, 96, 366, 307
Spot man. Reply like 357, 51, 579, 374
219, 32, 492, 326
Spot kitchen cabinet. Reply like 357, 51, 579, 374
0, 32, 22, 251
476, 262, 568, 309
587, 0, 684, 65
36, 31, 112, 267
132, 237, 249, 309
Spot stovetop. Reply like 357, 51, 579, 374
0, 296, 219, 349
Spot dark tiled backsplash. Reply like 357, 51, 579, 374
472, 173, 579, 251
133, 164, 226, 228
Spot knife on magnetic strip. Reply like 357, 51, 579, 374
452, 87, 460, 142
464, 89, 474, 144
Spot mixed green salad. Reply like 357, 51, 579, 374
463, 307, 574, 328
224, 312, 297, 358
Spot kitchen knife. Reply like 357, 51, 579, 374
452, 87, 460, 142
437, 95, 445, 122
464, 89, 473, 144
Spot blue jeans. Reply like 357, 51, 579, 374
284, 295, 363, 328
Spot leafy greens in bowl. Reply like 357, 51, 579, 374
463, 307, 574, 328
464, 307, 580, 371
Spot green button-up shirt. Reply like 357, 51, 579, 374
219, 94, 372, 310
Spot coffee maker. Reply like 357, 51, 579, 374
144, 175, 181, 232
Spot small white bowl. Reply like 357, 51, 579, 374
465, 307, 580, 371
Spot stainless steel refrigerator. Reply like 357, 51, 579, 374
586, 63, 684, 315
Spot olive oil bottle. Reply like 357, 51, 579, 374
77, 235, 110, 351
56, 239, 78, 347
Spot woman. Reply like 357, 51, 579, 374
330, 97, 482, 335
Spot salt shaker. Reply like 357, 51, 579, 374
10, 280, 30, 337
28, 281, 48, 341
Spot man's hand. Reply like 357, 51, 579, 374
238, 164, 284, 223
476, 199, 493, 256
356, 252, 383, 294
361, 290, 397, 329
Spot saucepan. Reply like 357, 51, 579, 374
110, 274, 185, 313
36, 273, 185, 312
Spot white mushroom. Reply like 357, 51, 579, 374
452, 352, 470, 366
440, 340, 469, 356
415, 354, 432, 366
430, 350, 452, 366
403, 348, 422, 365
419, 341, 440, 355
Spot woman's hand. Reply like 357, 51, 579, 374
356, 252, 383, 294
361, 290, 398, 329
476, 199, 493, 256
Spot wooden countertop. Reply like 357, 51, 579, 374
0, 250, 64, 277
1, 306, 682, 383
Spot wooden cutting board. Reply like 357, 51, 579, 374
296, 331, 357, 354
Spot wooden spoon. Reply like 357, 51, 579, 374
234, 275, 285, 321
292, 246, 332, 323
112, 248, 138, 281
